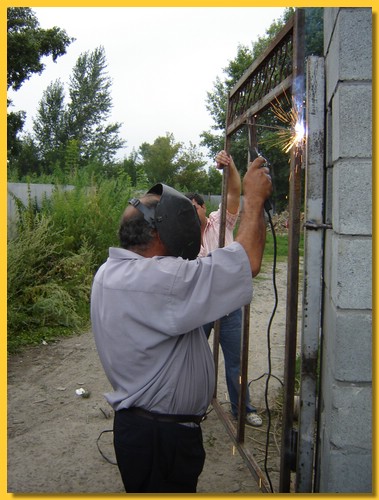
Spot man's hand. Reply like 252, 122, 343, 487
243, 157, 272, 209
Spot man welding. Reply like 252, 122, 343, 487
90, 154, 272, 493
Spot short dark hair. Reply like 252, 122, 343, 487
185, 193, 205, 206
118, 196, 159, 250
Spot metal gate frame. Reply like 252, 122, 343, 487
212, 8, 306, 493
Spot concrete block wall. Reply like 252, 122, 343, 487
317, 8, 372, 492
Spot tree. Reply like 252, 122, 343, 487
29, 46, 125, 175
8, 133, 40, 180
304, 8, 324, 57
66, 46, 124, 164
7, 7, 74, 92
207, 166, 223, 195
173, 143, 209, 193
138, 134, 211, 193
120, 150, 140, 187
32, 79, 68, 172
7, 110, 26, 159
138, 133, 181, 185
7, 7, 74, 166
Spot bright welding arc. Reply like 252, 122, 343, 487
273, 94, 305, 154
258, 91, 306, 157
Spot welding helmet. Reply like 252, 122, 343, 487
129, 183, 201, 260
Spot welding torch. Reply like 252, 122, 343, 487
249, 146, 273, 214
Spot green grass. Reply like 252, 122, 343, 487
263, 231, 304, 261
258, 231, 304, 279
264, 232, 287, 260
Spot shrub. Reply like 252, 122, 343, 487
40, 178, 134, 271
7, 176, 136, 352
7, 212, 94, 353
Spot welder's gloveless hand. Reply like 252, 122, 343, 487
243, 156, 272, 207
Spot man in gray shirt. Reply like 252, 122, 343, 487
91, 155, 272, 493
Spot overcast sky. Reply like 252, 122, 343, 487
8, 7, 287, 162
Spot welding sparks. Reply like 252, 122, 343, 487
271, 93, 306, 154
256, 91, 306, 159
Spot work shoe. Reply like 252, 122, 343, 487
246, 411, 263, 427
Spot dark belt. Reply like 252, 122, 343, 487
121, 406, 205, 425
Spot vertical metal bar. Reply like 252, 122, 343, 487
296, 56, 325, 492
236, 304, 249, 442
212, 130, 230, 397
279, 8, 305, 493
235, 116, 257, 442
235, 115, 260, 441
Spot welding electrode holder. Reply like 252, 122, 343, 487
249, 147, 272, 214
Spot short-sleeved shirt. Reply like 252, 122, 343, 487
199, 206, 239, 257
91, 242, 252, 415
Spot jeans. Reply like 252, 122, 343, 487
203, 308, 256, 418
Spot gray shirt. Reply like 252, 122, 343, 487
91, 241, 252, 415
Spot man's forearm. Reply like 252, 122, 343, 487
235, 200, 266, 277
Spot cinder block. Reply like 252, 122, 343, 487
338, 8, 372, 79
317, 407, 371, 492
319, 450, 372, 493
332, 83, 372, 161
333, 159, 372, 235
325, 8, 372, 103
333, 309, 372, 382
330, 383, 371, 448
323, 299, 372, 382
330, 234, 372, 309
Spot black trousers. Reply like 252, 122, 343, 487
113, 409, 206, 493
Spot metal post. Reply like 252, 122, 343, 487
296, 56, 325, 492
279, 8, 305, 493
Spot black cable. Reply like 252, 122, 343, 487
249, 372, 283, 386
263, 208, 278, 493
96, 429, 117, 465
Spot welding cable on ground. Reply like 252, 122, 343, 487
97, 429, 117, 465
248, 373, 283, 386
263, 208, 278, 493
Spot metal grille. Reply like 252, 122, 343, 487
226, 17, 295, 136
